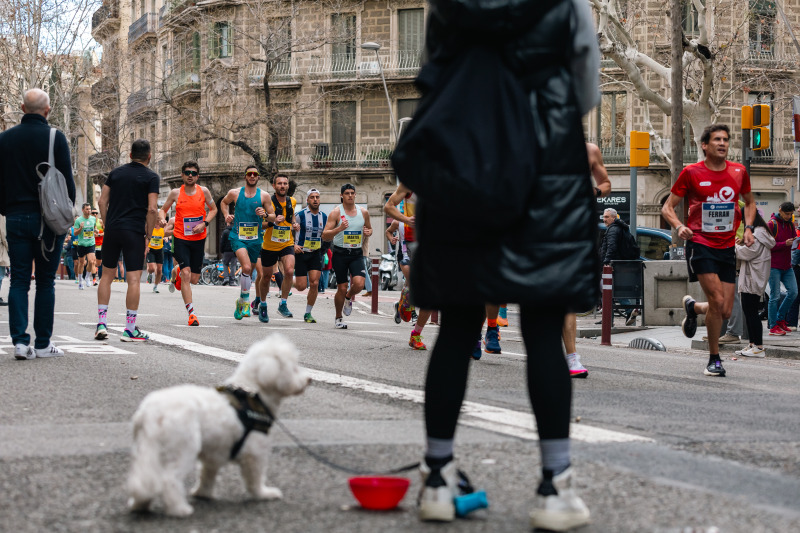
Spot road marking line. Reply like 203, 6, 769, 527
98, 326, 652, 444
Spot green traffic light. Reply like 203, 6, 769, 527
754, 129, 761, 147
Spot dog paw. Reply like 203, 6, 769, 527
255, 486, 283, 500
165, 503, 194, 517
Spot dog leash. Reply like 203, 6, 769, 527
273, 418, 420, 476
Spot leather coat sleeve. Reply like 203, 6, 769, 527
603, 225, 620, 264
429, 0, 563, 37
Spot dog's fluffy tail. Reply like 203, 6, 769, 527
126, 406, 163, 507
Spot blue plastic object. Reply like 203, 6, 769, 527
454, 490, 489, 517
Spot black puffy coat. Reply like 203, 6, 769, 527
600, 219, 628, 264
410, 0, 600, 310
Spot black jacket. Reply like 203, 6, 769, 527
411, 0, 600, 310
600, 219, 629, 264
220, 226, 233, 253
0, 114, 75, 216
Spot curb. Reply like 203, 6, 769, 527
690, 340, 800, 360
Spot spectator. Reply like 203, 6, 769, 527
766, 202, 797, 335
735, 210, 775, 356
220, 222, 237, 286
600, 208, 639, 325
0, 214, 8, 305
319, 247, 332, 293
0, 88, 76, 359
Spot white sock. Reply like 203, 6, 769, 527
306, 304, 313, 314
240, 273, 252, 292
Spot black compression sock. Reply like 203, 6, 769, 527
708, 353, 721, 364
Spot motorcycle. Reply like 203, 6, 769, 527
378, 247, 400, 291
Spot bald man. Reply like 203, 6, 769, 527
0, 88, 76, 359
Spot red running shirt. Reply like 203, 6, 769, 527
671, 161, 751, 249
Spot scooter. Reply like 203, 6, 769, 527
378, 247, 400, 291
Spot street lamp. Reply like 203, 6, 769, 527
361, 41, 398, 143
398, 117, 413, 138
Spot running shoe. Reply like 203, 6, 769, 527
304, 313, 316, 323
393, 302, 402, 324
78, 282, 84, 290
242, 300, 251, 318
738, 345, 765, 358
188, 313, 199, 326
566, 353, 589, 378
259, 302, 270, 323
335, 317, 347, 329
484, 326, 502, 354
147, 273, 153, 284
234, 298, 244, 320
418, 459, 459, 522
681, 295, 697, 338
471, 340, 482, 360
529, 467, 591, 531
411, 309, 417, 321
34, 343, 65, 358
175, 272, 182, 291
251, 298, 261, 313
278, 301, 293, 318
409, 332, 427, 350
777, 320, 792, 333
14, 344, 34, 360
343, 297, 352, 316
94, 324, 108, 340
704, 360, 726, 377
169, 269, 177, 293
121, 327, 149, 342
152, 285, 159, 293
497, 316, 509, 327
625, 309, 640, 326
769, 325, 786, 336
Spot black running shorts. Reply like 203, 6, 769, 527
685, 241, 736, 284
76, 245, 95, 258
332, 247, 366, 282
102, 229, 146, 272
173, 237, 206, 274
260, 246, 294, 268
146, 248, 164, 264
294, 250, 323, 277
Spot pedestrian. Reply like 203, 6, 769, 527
663, 124, 756, 377
765, 202, 797, 335
786, 235, 800, 329
319, 248, 332, 293
162, 232, 174, 283
0, 88, 76, 359
220, 223, 236, 286
94, 139, 160, 342
600, 208, 639, 326
734, 209, 775, 357
407, 1, 601, 529
0, 214, 9, 306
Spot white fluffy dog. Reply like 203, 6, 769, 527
126, 334, 311, 517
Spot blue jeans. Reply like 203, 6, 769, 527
320, 270, 330, 291
768, 267, 798, 328
6, 212, 66, 348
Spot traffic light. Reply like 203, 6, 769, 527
753, 104, 770, 150
741, 105, 753, 130
629, 130, 650, 167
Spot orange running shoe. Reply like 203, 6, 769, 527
188, 313, 199, 326
409, 332, 427, 350
497, 316, 509, 327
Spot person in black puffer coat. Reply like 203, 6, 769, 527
413, 1, 599, 529
600, 208, 630, 265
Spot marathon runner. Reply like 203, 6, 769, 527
219, 165, 276, 321
93, 209, 104, 279
95, 139, 159, 342
159, 161, 218, 327
73, 203, 97, 290
258, 174, 297, 320
146, 224, 165, 293
662, 124, 756, 377
293, 188, 328, 324
322, 183, 373, 329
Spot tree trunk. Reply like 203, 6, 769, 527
670, 0, 684, 244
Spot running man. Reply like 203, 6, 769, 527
258, 174, 297, 320
662, 124, 756, 377
384, 184, 431, 349
73, 203, 97, 290
220, 165, 276, 321
322, 183, 373, 329
293, 188, 328, 323
159, 161, 218, 327
95, 139, 159, 342
146, 224, 165, 293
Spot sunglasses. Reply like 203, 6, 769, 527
183, 170, 199, 176
246, 171, 259, 177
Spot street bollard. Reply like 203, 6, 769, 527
431, 310, 439, 325
371, 257, 379, 314
601, 264, 613, 346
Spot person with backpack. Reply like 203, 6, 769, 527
765, 202, 798, 335
0, 88, 75, 359
600, 208, 641, 325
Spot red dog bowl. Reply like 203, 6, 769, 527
348, 476, 410, 510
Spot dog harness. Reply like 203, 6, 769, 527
216, 385, 276, 459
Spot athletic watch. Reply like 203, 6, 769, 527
745, 225, 755, 231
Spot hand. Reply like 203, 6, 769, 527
678, 226, 693, 241
294, 245, 303, 254
158, 218, 167, 228
390, 235, 398, 245
192, 222, 206, 234
275, 215, 285, 224
735, 237, 743, 246
255, 207, 265, 218
363, 227, 373, 237
225, 214, 235, 224
743, 230, 755, 247
292, 222, 300, 232
787, 237, 796, 246
339, 219, 349, 231
407, 216, 415, 228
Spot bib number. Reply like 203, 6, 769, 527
82, 229, 93, 240
343, 230, 362, 248
304, 237, 321, 251
701, 202, 734, 233
150, 236, 163, 247
184, 216, 204, 234
271, 225, 291, 243
238, 222, 258, 241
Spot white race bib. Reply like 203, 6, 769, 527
701, 202, 734, 233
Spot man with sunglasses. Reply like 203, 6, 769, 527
293, 188, 328, 323
220, 165, 276, 321
258, 174, 298, 320
159, 161, 218, 326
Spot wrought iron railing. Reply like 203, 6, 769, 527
91, 76, 117, 107
309, 142, 393, 169
127, 87, 157, 116
128, 13, 158, 44
88, 151, 117, 176
308, 49, 421, 80
167, 70, 200, 96
247, 58, 299, 85
92, 2, 119, 32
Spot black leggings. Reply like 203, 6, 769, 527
425, 305, 571, 441
740, 292, 763, 346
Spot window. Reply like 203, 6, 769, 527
209, 22, 233, 59
266, 17, 291, 77
398, 9, 424, 71
331, 14, 356, 73
330, 101, 356, 162
749, 0, 776, 57
682, 1, 701, 37
637, 233, 671, 261
397, 98, 420, 127
595, 91, 627, 163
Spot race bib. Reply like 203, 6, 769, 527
343, 230, 362, 248
82, 229, 94, 240
304, 237, 321, 251
271, 224, 292, 243
184, 216, 204, 234
150, 236, 163, 247
701, 202, 734, 233
238, 222, 259, 241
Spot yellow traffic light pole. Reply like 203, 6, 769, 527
629, 131, 650, 238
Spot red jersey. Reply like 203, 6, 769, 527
671, 161, 751, 249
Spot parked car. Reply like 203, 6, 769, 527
597, 224, 672, 261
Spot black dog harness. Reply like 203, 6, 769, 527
216, 385, 276, 459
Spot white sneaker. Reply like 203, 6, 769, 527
335, 317, 347, 329
418, 459, 459, 522
78, 282, 84, 290
343, 297, 352, 316
14, 344, 35, 360
530, 467, 591, 531
34, 343, 65, 358
740, 345, 765, 358
566, 353, 589, 378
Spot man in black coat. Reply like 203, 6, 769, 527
600, 208, 629, 264
0, 88, 75, 359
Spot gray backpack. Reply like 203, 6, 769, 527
36, 127, 78, 254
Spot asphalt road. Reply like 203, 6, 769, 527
1, 280, 798, 532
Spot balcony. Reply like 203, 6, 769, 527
167, 70, 200, 98
248, 58, 301, 86
91, 2, 119, 40
91, 76, 117, 108
158, 1, 199, 29
587, 137, 700, 166
156, 149, 202, 178
88, 151, 117, 177
308, 49, 421, 82
128, 13, 158, 46
730, 137, 798, 166
309, 142, 393, 169
739, 45, 797, 71
126, 87, 158, 119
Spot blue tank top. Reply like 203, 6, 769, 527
230, 187, 264, 244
